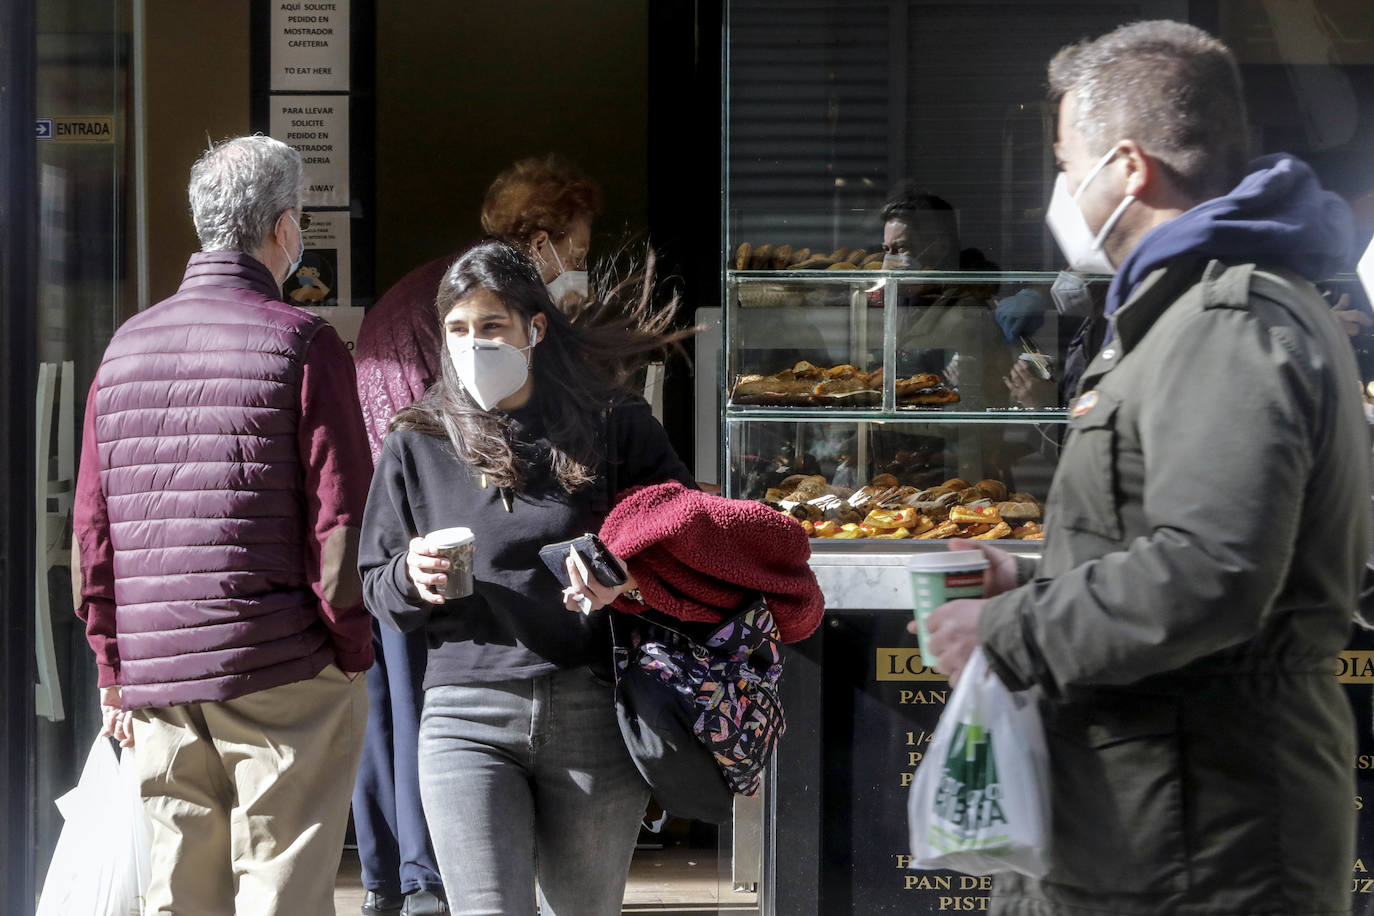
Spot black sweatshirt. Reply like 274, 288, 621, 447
359, 395, 694, 689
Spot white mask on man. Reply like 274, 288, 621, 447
1050, 270, 1095, 318
1358, 236, 1374, 306
447, 320, 539, 411
880, 238, 951, 272
1045, 148, 1135, 275
542, 242, 589, 305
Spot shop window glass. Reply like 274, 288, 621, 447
30, 0, 130, 898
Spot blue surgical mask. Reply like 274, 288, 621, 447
281, 213, 305, 280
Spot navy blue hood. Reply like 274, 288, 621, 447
1106, 154, 1352, 323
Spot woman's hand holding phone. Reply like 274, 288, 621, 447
561, 546, 635, 615
407, 536, 451, 605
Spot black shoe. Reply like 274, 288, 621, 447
401, 889, 450, 916
362, 890, 405, 916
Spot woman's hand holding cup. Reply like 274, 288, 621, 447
413, 527, 477, 605
407, 536, 452, 605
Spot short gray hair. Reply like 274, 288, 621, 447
188, 135, 304, 253
1048, 20, 1249, 201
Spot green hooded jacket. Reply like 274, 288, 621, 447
980, 260, 1369, 915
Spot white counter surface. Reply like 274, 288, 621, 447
806, 545, 1042, 611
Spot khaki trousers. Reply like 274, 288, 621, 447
132, 664, 367, 916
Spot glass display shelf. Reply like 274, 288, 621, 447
725, 408, 1067, 424
724, 270, 1100, 420
725, 416, 1061, 546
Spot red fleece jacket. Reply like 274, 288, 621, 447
599, 481, 825, 642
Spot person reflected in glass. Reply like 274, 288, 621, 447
1002, 271, 1107, 411
880, 183, 961, 272
832, 453, 859, 490
880, 184, 1011, 410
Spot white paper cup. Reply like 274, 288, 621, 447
424, 527, 475, 599
906, 550, 988, 671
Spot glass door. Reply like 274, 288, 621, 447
9, 0, 132, 909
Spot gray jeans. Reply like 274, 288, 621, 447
417, 668, 650, 916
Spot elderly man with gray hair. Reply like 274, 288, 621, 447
73, 134, 374, 915
917, 21, 1367, 915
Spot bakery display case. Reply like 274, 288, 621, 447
723, 269, 1099, 548
714, 264, 1093, 916
716, 7, 1107, 911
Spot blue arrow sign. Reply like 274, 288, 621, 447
35, 119, 52, 140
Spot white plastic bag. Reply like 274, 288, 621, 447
36, 734, 152, 916
907, 649, 1050, 877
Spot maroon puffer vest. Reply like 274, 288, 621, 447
94, 252, 334, 707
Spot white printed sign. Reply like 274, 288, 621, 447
308, 303, 364, 353
270, 96, 349, 207
271, 0, 349, 91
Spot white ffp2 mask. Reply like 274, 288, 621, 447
447, 321, 538, 411
1045, 148, 1134, 275
542, 242, 589, 306
1050, 270, 1095, 318
547, 269, 589, 305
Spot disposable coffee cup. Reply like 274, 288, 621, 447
906, 550, 988, 671
424, 527, 475, 600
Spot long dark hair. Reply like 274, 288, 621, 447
391, 239, 685, 493
577, 233, 694, 383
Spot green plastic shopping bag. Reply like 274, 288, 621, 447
907, 649, 1050, 877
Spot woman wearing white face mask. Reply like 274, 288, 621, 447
529, 221, 591, 309
358, 240, 695, 916
481, 153, 600, 313
348, 155, 621, 916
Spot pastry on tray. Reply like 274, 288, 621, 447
949, 504, 1002, 525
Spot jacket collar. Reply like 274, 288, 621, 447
1075, 258, 1204, 397
177, 251, 282, 301
1109, 257, 1206, 352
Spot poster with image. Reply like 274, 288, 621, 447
282, 210, 364, 350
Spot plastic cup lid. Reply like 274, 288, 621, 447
425, 526, 474, 548
905, 549, 988, 572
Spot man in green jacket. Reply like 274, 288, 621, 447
920, 20, 1369, 915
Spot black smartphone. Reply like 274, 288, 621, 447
538, 533, 628, 589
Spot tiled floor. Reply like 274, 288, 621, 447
333, 846, 759, 915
